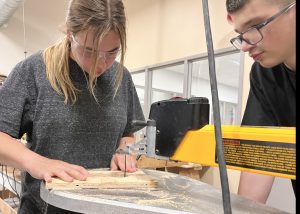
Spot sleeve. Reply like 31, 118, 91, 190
122, 70, 145, 136
0, 62, 32, 139
241, 64, 277, 126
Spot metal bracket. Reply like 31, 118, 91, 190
116, 120, 169, 160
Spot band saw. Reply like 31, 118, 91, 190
123, 97, 295, 181
40, 98, 295, 213
40, 97, 296, 214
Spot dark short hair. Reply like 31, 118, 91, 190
226, 0, 248, 13
226, 0, 294, 13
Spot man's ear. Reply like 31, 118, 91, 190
227, 14, 233, 23
58, 23, 68, 34
66, 31, 72, 41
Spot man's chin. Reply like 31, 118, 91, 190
258, 59, 279, 69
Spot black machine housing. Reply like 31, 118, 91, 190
148, 97, 210, 157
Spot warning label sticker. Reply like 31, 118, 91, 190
216, 139, 296, 175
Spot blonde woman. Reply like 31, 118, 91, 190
0, 0, 144, 213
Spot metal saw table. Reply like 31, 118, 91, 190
40, 169, 288, 214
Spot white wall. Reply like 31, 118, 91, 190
0, 0, 68, 76
152, 70, 184, 93
123, 0, 234, 70
192, 78, 238, 104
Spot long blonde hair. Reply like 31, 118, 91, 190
43, 0, 126, 104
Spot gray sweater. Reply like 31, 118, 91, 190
0, 52, 145, 213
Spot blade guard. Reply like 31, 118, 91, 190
149, 97, 210, 157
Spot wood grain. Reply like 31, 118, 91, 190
46, 169, 158, 190
0, 198, 17, 214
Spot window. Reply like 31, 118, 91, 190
131, 48, 243, 125
131, 71, 146, 116
151, 63, 184, 103
190, 52, 242, 125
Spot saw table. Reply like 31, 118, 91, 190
40, 169, 288, 214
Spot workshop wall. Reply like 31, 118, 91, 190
0, 0, 68, 76
124, 0, 235, 69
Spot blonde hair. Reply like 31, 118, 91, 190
43, 0, 127, 104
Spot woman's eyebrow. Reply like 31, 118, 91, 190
87, 45, 120, 52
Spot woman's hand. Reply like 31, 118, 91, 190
110, 136, 137, 172
25, 154, 90, 183
110, 153, 137, 172
0, 132, 90, 183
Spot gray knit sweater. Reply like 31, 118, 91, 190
0, 52, 145, 213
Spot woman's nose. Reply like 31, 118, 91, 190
96, 57, 107, 71
98, 54, 107, 64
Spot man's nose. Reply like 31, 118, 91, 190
240, 40, 254, 52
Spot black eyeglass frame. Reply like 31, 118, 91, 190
230, 1, 296, 49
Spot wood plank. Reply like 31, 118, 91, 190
0, 189, 16, 200
137, 155, 202, 169
46, 169, 158, 190
0, 198, 17, 214
137, 155, 186, 168
178, 168, 201, 180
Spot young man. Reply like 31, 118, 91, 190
226, 0, 296, 203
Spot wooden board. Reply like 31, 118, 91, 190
0, 198, 17, 214
46, 169, 158, 190
137, 155, 189, 168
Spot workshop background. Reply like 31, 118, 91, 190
0, 0, 295, 213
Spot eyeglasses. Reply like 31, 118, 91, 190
230, 1, 295, 50
71, 34, 121, 61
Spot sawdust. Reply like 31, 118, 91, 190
41, 169, 289, 214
